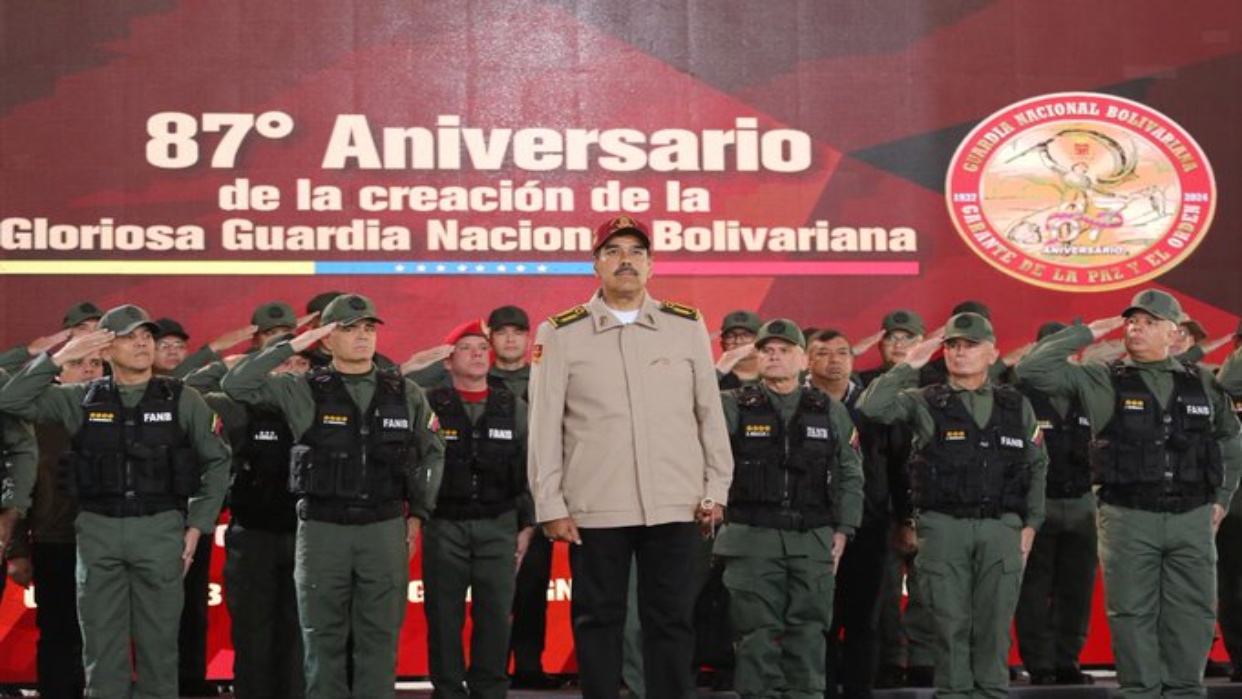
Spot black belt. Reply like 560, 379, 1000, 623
920, 502, 1007, 519
299, 499, 405, 525
1045, 482, 1092, 500
433, 499, 517, 521
79, 498, 182, 519
728, 506, 833, 532
1099, 487, 1211, 514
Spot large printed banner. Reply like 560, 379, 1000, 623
2, 0, 1242, 682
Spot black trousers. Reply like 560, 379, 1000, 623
178, 532, 214, 685
33, 541, 84, 699
570, 523, 700, 699
510, 533, 554, 673
826, 523, 888, 699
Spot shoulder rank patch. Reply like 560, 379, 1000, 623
659, 300, 701, 321
549, 306, 589, 328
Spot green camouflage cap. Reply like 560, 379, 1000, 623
881, 309, 925, 336
943, 312, 995, 344
250, 301, 297, 332
99, 304, 160, 336
755, 318, 805, 349
321, 293, 384, 327
62, 301, 103, 329
1122, 289, 1182, 324
721, 309, 762, 334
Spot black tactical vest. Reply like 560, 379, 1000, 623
290, 368, 412, 510
229, 405, 298, 532
428, 385, 524, 520
70, 376, 197, 514
908, 384, 1031, 518
1017, 383, 1091, 498
727, 385, 837, 531
1089, 361, 1222, 510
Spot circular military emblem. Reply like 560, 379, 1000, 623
267, 306, 284, 319
348, 296, 367, 310
946, 92, 1215, 292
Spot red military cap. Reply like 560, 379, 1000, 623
591, 216, 651, 255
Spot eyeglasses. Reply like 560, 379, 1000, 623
721, 330, 756, 344
881, 333, 917, 346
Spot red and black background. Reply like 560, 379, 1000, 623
2, 0, 1241, 681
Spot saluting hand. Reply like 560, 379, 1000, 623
296, 311, 320, 329
401, 344, 453, 374
902, 337, 942, 369
52, 330, 114, 367
208, 324, 260, 353
715, 343, 756, 374
27, 328, 73, 356
1087, 316, 1126, 340
291, 322, 337, 353
850, 329, 885, 358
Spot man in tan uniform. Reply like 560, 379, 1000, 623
527, 216, 733, 699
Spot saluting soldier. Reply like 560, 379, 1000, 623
859, 312, 1047, 699
1213, 325, 1242, 680
0, 304, 231, 699
1012, 322, 1097, 686
4, 353, 102, 699
204, 334, 313, 699
221, 293, 444, 699
423, 319, 534, 699
1016, 290, 1242, 699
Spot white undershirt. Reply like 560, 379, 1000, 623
607, 307, 640, 324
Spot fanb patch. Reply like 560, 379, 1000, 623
549, 306, 588, 328
659, 300, 701, 321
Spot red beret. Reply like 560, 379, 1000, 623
444, 319, 488, 345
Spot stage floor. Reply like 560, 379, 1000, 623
7, 672, 1242, 698
170, 673, 1242, 698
